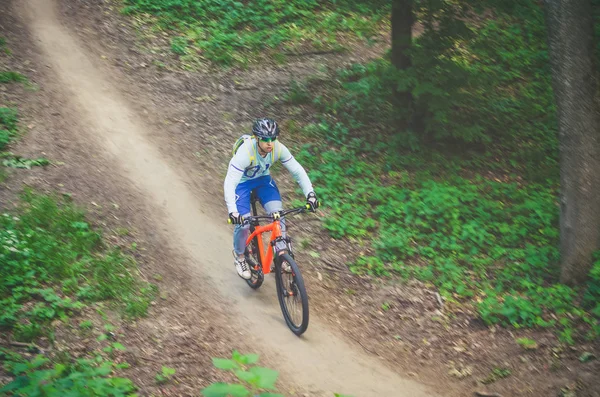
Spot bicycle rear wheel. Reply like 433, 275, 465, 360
245, 227, 263, 289
245, 193, 263, 289
275, 253, 309, 335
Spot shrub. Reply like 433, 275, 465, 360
0, 353, 136, 396
121, 0, 389, 65
0, 191, 156, 341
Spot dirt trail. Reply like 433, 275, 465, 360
16, 0, 440, 396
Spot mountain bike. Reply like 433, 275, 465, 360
229, 193, 310, 336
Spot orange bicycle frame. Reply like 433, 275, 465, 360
246, 219, 283, 275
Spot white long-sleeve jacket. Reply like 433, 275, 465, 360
223, 138, 313, 213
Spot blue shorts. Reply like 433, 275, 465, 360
235, 175, 281, 215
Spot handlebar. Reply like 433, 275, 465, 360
227, 204, 311, 225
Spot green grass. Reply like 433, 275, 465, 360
292, 143, 598, 342
202, 351, 353, 397
121, 0, 389, 66
0, 191, 156, 395
0, 37, 150, 395
276, 1, 600, 342
0, 105, 49, 172
0, 37, 11, 55
0, 71, 27, 84
1, 154, 50, 169
0, 39, 30, 153
0, 107, 19, 181
202, 351, 280, 397
0, 190, 156, 342
0, 351, 137, 396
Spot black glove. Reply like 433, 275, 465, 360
229, 212, 243, 224
306, 192, 320, 212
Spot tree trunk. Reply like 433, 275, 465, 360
391, 0, 413, 70
544, 0, 600, 285
391, 0, 414, 130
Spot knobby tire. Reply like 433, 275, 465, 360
245, 226, 263, 289
275, 253, 309, 335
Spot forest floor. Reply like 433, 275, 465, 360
0, 0, 598, 396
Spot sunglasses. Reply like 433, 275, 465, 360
260, 137, 277, 143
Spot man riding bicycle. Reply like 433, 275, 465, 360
224, 118, 320, 279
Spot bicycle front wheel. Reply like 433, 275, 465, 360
275, 253, 309, 335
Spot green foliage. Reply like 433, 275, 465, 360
0, 130, 11, 152
203, 351, 282, 397
481, 367, 512, 384
203, 351, 353, 397
515, 337, 538, 350
296, 132, 596, 337
102, 342, 127, 358
0, 190, 156, 341
0, 74, 48, 177
121, 0, 388, 65
292, 1, 556, 178
2, 154, 50, 169
285, 80, 312, 105
79, 320, 94, 330
579, 351, 596, 363
406, 1, 556, 174
0, 192, 154, 394
0, 107, 19, 155
0, 37, 11, 54
583, 255, 600, 319
155, 366, 176, 384
277, 1, 600, 340
0, 354, 137, 396
0, 107, 18, 131
0, 71, 27, 84
0, 37, 145, 397
207, 351, 281, 396
170, 36, 189, 55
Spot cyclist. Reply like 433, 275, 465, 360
224, 118, 320, 279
